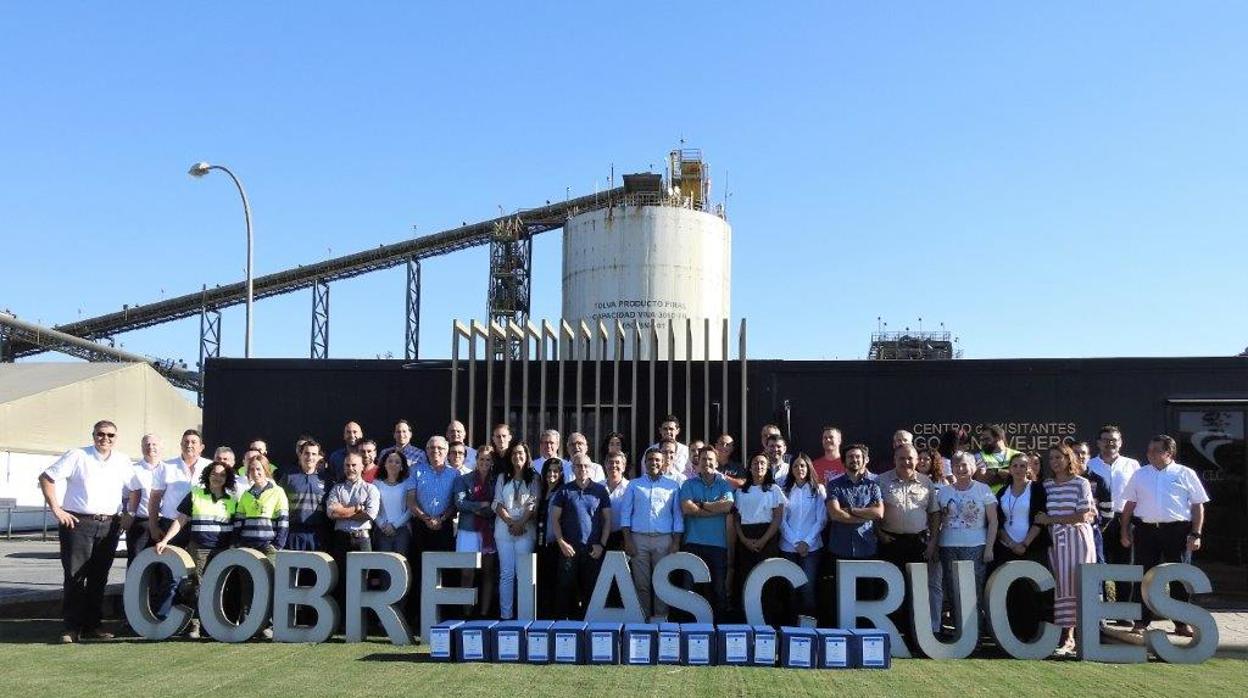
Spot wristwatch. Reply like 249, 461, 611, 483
1187, 532, 1202, 540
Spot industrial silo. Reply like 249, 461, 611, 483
562, 150, 731, 359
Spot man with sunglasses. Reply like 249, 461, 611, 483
39, 420, 140, 644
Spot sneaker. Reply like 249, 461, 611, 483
1130, 622, 1149, 634
261, 627, 273, 640
81, 629, 114, 641
59, 632, 78, 644
187, 620, 201, 640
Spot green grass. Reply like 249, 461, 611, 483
2, 619, 1244, 697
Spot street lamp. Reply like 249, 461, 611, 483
189, 161, 254, 358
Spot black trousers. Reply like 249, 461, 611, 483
1134, 521, 1192, 623
58, 516, 121, 632
333, 530, 373, 629
878, 531, 929, 647
990, 541, 1048, 640
735, 523, 781, 625
124, 518, 152, 564
407, 520, 454, 629
556, 545, 603, 620
537, 543, 561, 620
1103, 516, 1137, 603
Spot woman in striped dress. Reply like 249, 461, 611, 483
1035, 443, 1096, 656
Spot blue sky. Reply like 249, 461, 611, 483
1, 2, 1245, 366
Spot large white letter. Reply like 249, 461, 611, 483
983, 560, 1060, 660
123, 546, 193, 640
652, 552, 713, 623
272, 551, 339, 643
835, 560, 909, 659
906, 560, 977, 659
1142, 563, 1218, 664
516, 552, 537, 620
199, 548, 273, 643
584, 551, 645, 623
1077, 563, 1146, 663
420, 551, 479, 643
346, 551, 411, 645
742, 557, 806, 626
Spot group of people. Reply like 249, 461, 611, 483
41, 416, 1209, 659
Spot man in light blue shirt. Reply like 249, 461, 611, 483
405, 435, 456, 628
679, 446, 734, 620
620, 447, 684, 620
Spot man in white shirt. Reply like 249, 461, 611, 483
1119, 434, 1210, 636
148, 429, 212, 619
39, 419, 139, 643
539, 429, 572, 477
765, 434, 790, 485
642, 415, 690, 475
562, 432, 604, 483
124, 434, 163, 563
1087, 424, 1141, 605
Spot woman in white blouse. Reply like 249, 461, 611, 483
372, 450, 412, 556
779, 453, 826, 620
492, 443, 541, 620
733, 454, 786, 623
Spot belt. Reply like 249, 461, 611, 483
345, 529, 371, 539
68, 511, 116, 522
634, 531, 674, 536
1139, 520, 1189, 528
881, 529, 927, 538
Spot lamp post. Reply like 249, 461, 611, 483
189, 162, 254, 358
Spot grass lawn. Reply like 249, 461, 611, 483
2, 619, 1244, 697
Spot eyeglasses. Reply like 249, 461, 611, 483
94, 432, 117, 439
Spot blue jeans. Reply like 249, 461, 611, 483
782, 549, 822, 618
938, 545, 985, 629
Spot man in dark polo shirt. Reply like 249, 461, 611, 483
551, 459, 612, 620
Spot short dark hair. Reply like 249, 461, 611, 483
821, 425, 841, 437
1098, 424, 1122, 440
92, 420, 117, 433
982, 424, 1007, 441
643, 446, 666, 462
845, 443, 870, 459
298, 439, 321, 454
182, 429, 202, 439
659, 415, 681, 429
1150, 434, 1178, 455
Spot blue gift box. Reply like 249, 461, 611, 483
815, 629, 853, 669
491, 621, 531, 663
524, 620, 555, 664
716, 624, 754, 666
622, 623, 658, 665
750, 625, 778, 666
454, 620, 498, 662
779, 626, 819, 669
428, 620, 463, 661
586, 622, 622, 664
680, 623, 718, 666
849, 629, 891, 669
656, 622, 683, 664
550, 620, 588, 664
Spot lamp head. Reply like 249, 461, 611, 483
188, 162, 212, 177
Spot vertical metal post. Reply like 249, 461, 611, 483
485, 322, 496, 429
595, 321, 606, 454
722, 318, 729, 437
630, 322, 640, 467
468, 321, 480, 445
405, 257, 421, 360
612, 321, 623, 443
685, 318, 692, 439
540, 321, 554, 434
666, 322, 675, 416
576, 321, 589, 435
450, 320, 462, 424
703, 318, 710, 442
739, 318, 748, 460
502, 322, 513, 429
521, 323, 537, 443
310, 279, 329, 359
559, 321, 572, 439
648, 323, 657, 449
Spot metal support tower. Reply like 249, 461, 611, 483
405, 256, 421, 360
311, 279, 330, 359
487, 217, 532, 359
0, 324, 11, 362
197, 304, 221, 406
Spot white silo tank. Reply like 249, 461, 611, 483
562, 201, 731, 360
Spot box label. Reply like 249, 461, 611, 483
824, 638, 847, 666
430, 629, 451, 657
659, 633, 680, 662
591, 632, 614, 661
497, 631, 520, 661
462, 630, 484, 660
555, 632, 579, 662
687, 635, 710, 664
725, 633, 748, 662
628, 635, 651, 664
755, 635, 775, 664
788, 637, 812, 668
527, 633, 548, 661
861, 637, 886, 666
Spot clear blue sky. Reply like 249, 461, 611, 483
2, 2, 1245, 366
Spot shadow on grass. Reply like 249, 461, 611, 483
358, 652, 437, 663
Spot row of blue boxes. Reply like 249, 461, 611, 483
429, 621, 890, 669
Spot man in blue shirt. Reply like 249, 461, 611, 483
405, 435, 456, 628
326, 420, 364, 482
283, 439, 330, 552
825, 443, 884, 561
551, 459, 612, 620
379, 419, 428, 472
678, 446, 735, 620
620, 448, 684, 620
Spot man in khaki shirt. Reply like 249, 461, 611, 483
876, 444, 941, 646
